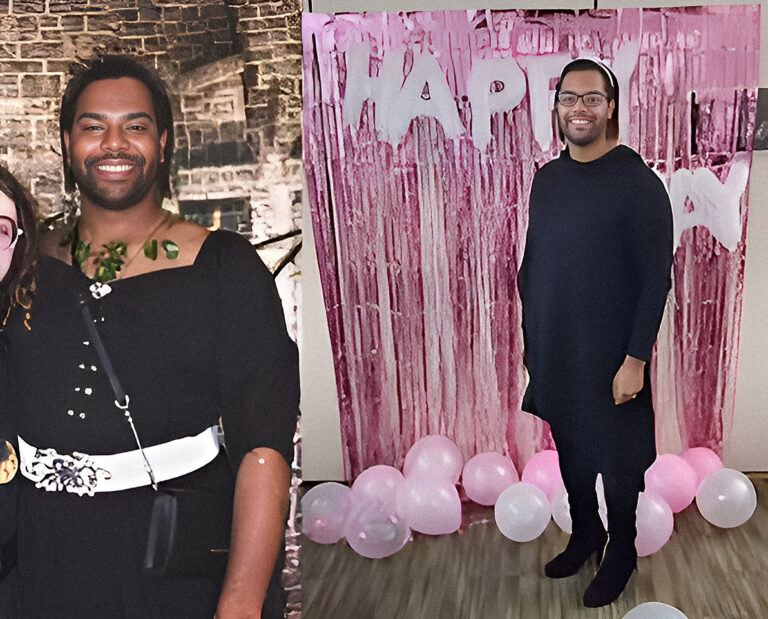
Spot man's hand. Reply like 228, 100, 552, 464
612, 355, 645, 405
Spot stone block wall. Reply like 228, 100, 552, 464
0, 0, 303, 250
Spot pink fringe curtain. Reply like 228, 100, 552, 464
302, 7, 760, 480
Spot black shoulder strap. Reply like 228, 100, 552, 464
78, 293, 126, 405
78, 292, 157, 490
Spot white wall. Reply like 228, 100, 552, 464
300, 0, 768, 479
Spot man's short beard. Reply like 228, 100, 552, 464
558, 115, 608, 148
73, 153, 161, 212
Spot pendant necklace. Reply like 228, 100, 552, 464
117, 210, 172, 278
72, 210, 179, 283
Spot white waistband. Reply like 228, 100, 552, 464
18, 426, 221, 496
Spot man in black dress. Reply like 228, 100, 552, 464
517, 59, 673, 607
5, 56, 299, 617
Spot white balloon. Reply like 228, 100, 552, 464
596, 474, 608, 530
623, 601, 688, 618
301, 482, 352, 544
696, 468, 757, 528
551, 487, 572, 534
494, 482, 551, 542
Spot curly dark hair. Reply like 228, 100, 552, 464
0, 165, 38, 322
59, 54, 175, 200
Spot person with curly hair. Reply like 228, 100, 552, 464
0, 164, 39, 619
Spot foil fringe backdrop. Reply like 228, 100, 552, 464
302, 7, 760, 480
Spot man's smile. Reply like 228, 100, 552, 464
95, 163, 135, 173
84, 155, 144, 181
568, 117, 594, 126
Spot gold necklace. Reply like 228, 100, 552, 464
117, 210, 172, 278
72, 210, 178, 283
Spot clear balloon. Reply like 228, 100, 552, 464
551, 487, 572, 534
679, 447, 724, 489
461, 451, 518, 506
623, 602, 688, 618
396, 475, 462, 535
696, 468, 757, 528
494, 482, 551, 542
521, 450, 564, 503
351, 465, 405, 506
342, 497, 411, 559
403, 435, 464, 483
634, 492, 674, 557
644, 454, 697, 513
301, 482, 351, 544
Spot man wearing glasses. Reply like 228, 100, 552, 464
517, 59, 673, 607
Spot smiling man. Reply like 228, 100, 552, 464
4, 55, 299, 618
517, 59, 673, 607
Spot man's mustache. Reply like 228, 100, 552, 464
84, 154, 145, 168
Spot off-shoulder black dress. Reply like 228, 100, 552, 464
4, 229, 299, 618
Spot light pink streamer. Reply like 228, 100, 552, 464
302, 7, 760, 479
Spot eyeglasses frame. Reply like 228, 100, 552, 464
556, 91, 611, 107
0, 215, 23, 250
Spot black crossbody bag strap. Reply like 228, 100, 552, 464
78, 293, 158, 490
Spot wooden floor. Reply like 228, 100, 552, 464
301, 476, 768, 618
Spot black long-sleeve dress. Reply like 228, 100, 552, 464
3, 229, 299, 617
518, 145, 673, 473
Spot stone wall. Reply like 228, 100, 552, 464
0, 0, 303, 250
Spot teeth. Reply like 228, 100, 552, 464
570, 119, 590, 125
97, 164, 133, 172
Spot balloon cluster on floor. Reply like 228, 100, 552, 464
301, 436, 757, 560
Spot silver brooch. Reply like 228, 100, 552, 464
24, 448, 112, 497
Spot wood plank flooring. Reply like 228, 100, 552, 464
301, 476, 768, 618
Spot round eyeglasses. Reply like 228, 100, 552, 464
0, 215, 23, 251
556, 92, 609, 107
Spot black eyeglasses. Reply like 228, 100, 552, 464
0, 215, 23, 251
556, 92, 610, 107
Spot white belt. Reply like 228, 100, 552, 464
18, 425, 221, 496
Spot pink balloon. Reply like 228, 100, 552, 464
461, 452, 519, 506
679, 447, 724, 489
301, 482, 351, 544
342, 497, 411, 559
396, 475, 462, 535
521, 450, 564, 502
635, 492, 674, 557
351, 465, 405, 506
403, 435, 464, 483
644, 454, 697, 513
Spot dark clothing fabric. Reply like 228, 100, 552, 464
549, 391, 656, 542
517, 145, 672, 541
518, 145, 672, 430
3, 229, 299, 618
0, 337, 18, 618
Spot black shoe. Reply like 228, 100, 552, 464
582, 542, 637, 607
544, 528, 608, 579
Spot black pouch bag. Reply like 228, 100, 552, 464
143, 484, 233, 578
